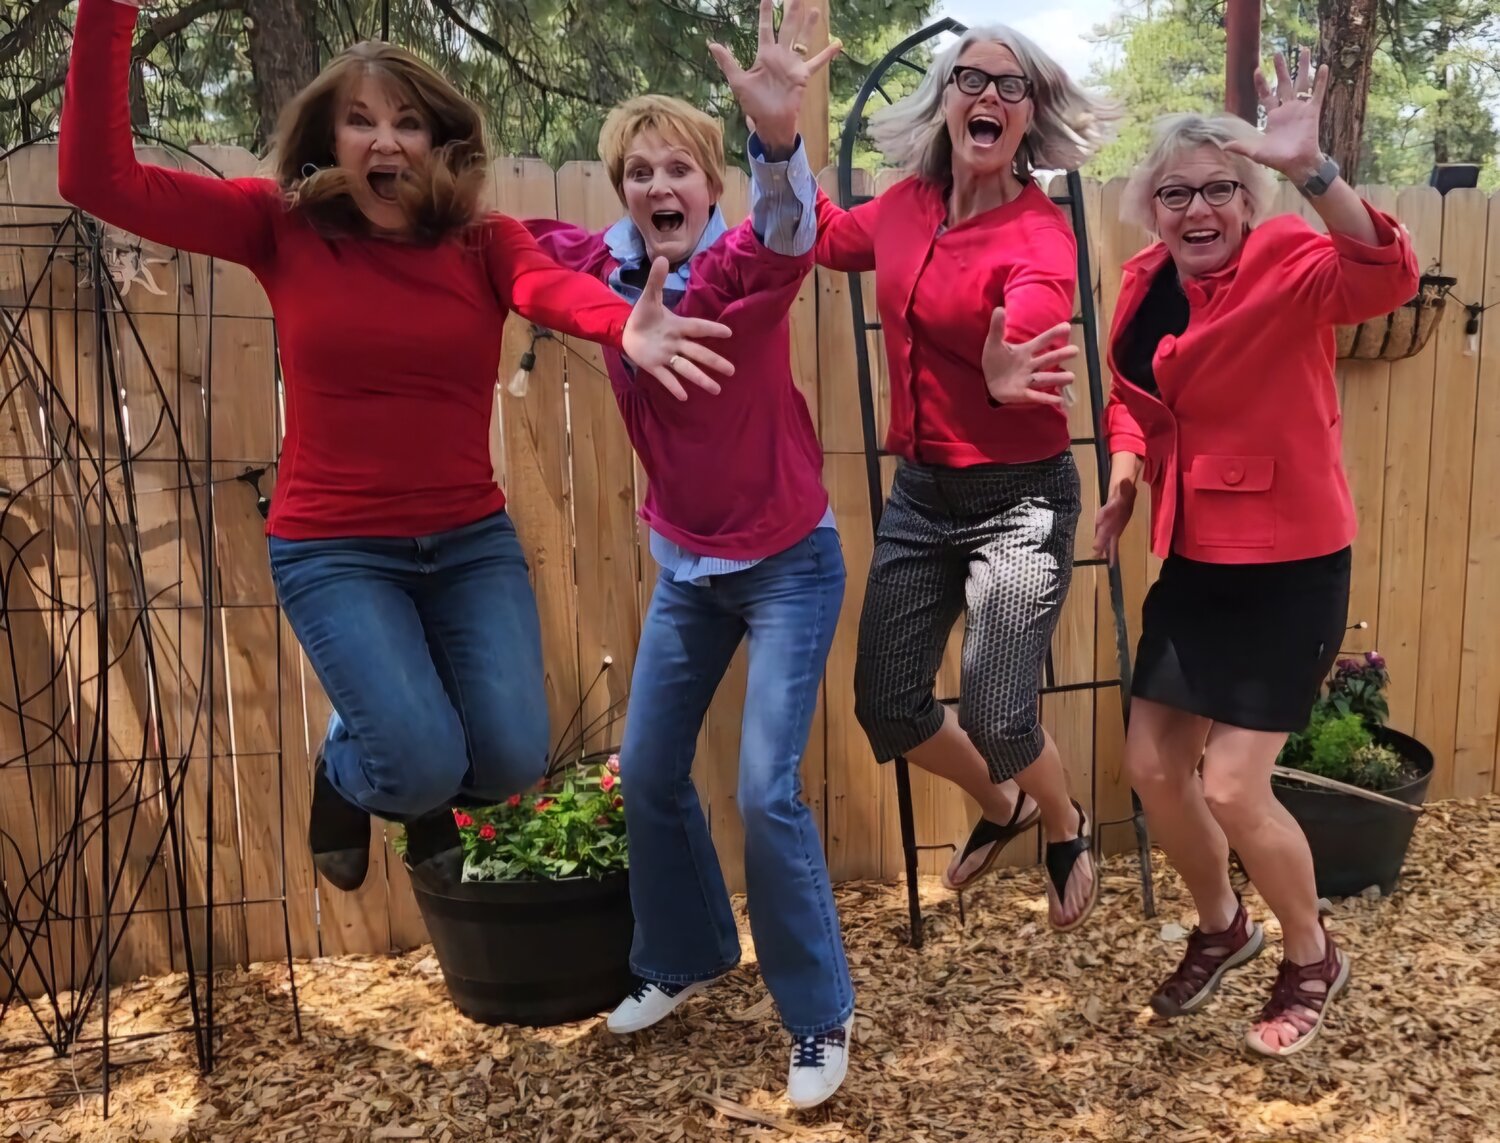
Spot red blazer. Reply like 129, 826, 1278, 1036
815, 178, 1076, 466
1104, 201, 1418, 563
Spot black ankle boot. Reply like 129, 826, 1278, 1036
404, 808, 463, 891
308, 752, 371, 892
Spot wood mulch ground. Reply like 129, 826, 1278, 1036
3, 798, 1497, 1143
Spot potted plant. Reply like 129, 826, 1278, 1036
397, 747, 633, 1027
1272, 651, 1434, 898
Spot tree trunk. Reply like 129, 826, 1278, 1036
243, 0, 320, 145
1430, 21, 1452, 164
1316, 0, 1381, 178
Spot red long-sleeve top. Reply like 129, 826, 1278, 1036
814, 178, 1077, 467
59, 0, 633, 539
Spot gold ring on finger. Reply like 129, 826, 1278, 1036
670, 354, 683, 370
791, 42, 809, 56
1295, 91, 1312, 101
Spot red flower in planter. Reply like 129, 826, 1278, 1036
596, 814, 610, 826
536, 798, 555, 811
506, 794, 522, 808
453, 811, 474, 828
478, 823, 497, 841
613, 796, 624, 809
601, 773, 617, 792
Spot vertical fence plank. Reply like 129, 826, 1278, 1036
1414, 188, 1488, 798
1338, 187, 1398, 654
557, 164, 642, 762
1378, 188, 1445, 732
1455, 191, 1500, 799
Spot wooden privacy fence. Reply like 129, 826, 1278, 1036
1, 143, 1497, 986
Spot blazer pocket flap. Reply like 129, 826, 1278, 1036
1188, 455, 1274, 493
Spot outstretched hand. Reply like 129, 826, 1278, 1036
709, 0, 841, 156
621, 257, 735, 401
1222, 47, 1329, 180
981, 309, 1078, 408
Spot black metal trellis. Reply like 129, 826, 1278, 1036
836, 20, 1156, 949
0, 137, 301, 1113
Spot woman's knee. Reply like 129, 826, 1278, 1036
1125, 702, 1211, 798
361, 719, 471, 815
464, 705, 549, 801
854, 662, 936, 753
1199, 765, 1270, 829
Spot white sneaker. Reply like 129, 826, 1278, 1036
786, 1014, 854, 1110
606, 978, 711, 1034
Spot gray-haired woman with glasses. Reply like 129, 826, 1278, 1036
793, 25, 1119, 930
1095, 51, 1417, 1058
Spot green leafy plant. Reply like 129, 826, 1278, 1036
458, 753, 627, 882
1277, 651, 1415, 792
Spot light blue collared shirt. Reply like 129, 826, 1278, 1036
605, 135, 834, 586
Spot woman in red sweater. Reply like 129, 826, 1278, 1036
808, 26, 1118, 930
59, 0, 733, 891
1094, 53, 1418, 1057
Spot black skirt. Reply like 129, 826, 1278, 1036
1131, 547, 1352, 732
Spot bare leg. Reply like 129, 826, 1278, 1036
1124, 698, 1238, 932
1010, 729, 1095, 926
905, 708, 1026, 887
905, 705, 1021, 824
1200, 723, 1330, 1050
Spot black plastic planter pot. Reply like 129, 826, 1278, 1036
1272, 726, 1434, 899
410, 871, 634, 1026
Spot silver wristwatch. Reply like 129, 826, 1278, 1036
1298, 155, 1340, 197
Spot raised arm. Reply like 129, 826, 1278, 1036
485, 215, 735, 401
1223, 48, 1418, 324
59, 0, 278, 267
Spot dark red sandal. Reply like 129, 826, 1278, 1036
1150, 896, 1265, 1018
1246, 922, 1351, 1058
943, 792, 1041, 891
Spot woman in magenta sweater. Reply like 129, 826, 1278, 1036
523, 8, 852, 1108
768, 26, 1118, 929
1094, 56, 1418, 1057
59, 0, 732, 891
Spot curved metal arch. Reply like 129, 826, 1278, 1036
832, 21, 1154, 949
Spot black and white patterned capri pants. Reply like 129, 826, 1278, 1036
854, 453, 1081, 783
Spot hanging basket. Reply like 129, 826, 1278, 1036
1335, 273, 1454, 362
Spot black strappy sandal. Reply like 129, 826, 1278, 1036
1044, 801, 1100, 932
943, 792, 1042, 891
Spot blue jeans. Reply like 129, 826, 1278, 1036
268, 510, 548, 819
623, 528, 853, 1036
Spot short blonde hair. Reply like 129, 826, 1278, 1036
1122, 113, 1278, 235
869, 24, 1119, 181
598, 95, 726, 202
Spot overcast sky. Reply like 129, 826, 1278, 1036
934, 0, 1120, 80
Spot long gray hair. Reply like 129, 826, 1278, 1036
868, 25, 1120, 182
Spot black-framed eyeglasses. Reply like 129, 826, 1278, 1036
1153, 180, 1243, 211
948, 66, 1033, 104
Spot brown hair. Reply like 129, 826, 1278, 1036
267, 41, 490, 242
597, 95, 726, 202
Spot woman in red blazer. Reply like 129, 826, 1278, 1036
812, 25, 1119, 931
1094, 52, 1418, 1058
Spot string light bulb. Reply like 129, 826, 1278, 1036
508, 325, 554, 397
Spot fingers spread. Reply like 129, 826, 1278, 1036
648, 366, 689, 401
676, 337, 735, 378
672, 357, 723, 396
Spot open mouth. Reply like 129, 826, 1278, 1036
1182, 229, 1220, 246
966, 115, 1003, 146
651, 210, 685, 234
366, 167, 403, 202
